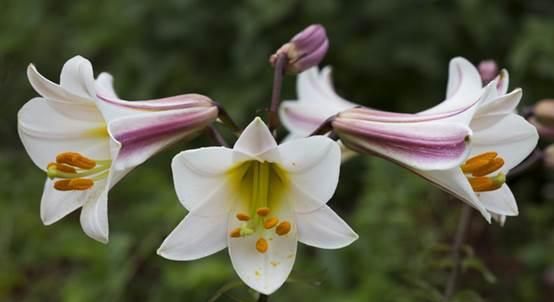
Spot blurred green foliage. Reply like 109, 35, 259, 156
1, 0, 554, 301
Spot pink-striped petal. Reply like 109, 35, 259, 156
108, 106, 218, 170
332, 118, 472, 171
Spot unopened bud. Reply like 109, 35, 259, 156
270, 24, 329, 74
478, 60, 498, 85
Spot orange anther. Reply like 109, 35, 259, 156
468, 175, 504, 192
230, 228, 241, 238
256, 238, 268, 253
471, 157, 505, 177
53, 179, 72, 191
461, 159, 489, 174
256, 207, 271, 217
236, 213, 251, 221
276, 221, 292, 236
56, 152, 96, 170
47, 162, 77, 174
263, 217, 279, 229
465, 152, 497, 165
53, 178, 94, 191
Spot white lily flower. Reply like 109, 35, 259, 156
280, 57, 538, 223
414, 63, 538, 224
18, 56, 218, 243
158, 117, 358, 295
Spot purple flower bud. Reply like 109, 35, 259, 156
478, 60, 498, 85
270, 24, 329, 74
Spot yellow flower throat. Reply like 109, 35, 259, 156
227, 160, 292, 254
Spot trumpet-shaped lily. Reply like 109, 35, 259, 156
280, 57, 538, 223
158, 118, 358, 295
18, 56, 218, 243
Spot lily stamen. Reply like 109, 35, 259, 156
256, 238, 269, 253
276, 221, 292, 236
468, 173, 506, 192
461, 152, 507, 192
54, 178, 94, 191
56, 152, 97, 169
47, 152, 112, 191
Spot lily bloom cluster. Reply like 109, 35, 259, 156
17, 24, 538, 296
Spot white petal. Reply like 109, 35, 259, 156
423, 57, 482, 116
490, 212, 507, 226
157, 212, 227, 261
59, 56, 96, 99
416, 168, 491, 222
171, 147, 244, 212
227, 203, 297, 295
477, 185, 518, 216
27, 62, 93, 104
261, 136, 341, 212
18, 98, 111, 170
40, 179, 86, 225
233, 117, 277, 156
471, 114, 539, 171
279, 101, 332, 136
95, 72, 119, 99
79, 180, 110, 243
296, 205, 358, 249
472, 89, 521, 124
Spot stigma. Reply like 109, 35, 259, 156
461, 152, 506, 192
47, 152, 111, 191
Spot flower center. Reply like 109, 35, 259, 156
227, 161, 292, 254
460, 152, 506, 192
47, 152, 111, 191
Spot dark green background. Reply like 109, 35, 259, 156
1, 0, 554, 301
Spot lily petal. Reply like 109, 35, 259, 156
79, 181, 110, 243
157, 212, 227, 260
95, 72, 119, 99
416, 168, 491, 222
296, 205, 358, 249
477, 185, 518, 216
471, 114, 539, 171
424, 57, 482, 115
333, 119, 471, 171
27, 61, 93, 105
40, 179, 88, 225
227, 203, 297, 295
233, 117, 277, 156
279, 102, 334, 136
18, 98, 111, 170
261, 136, 341, 212
171, 147, 244, 212
109, 106, 218, 171
59, 56, 96, 99
472, 89, 522, 124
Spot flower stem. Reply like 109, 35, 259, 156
206, 125, 229, 147
216, 103, 241, 137
258, 293, 269, 302
442, 204, 473, 301
268, 53, 287, 135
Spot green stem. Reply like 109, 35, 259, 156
442, 204, 472, 301
268, 53, 287, 135
258, 293, 269, 302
